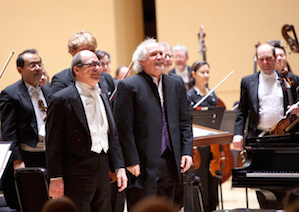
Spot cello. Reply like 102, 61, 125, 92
197, 26, 235, 183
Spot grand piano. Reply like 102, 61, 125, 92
232, 133, 299, 209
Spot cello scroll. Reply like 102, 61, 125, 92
282, 24, 299, 53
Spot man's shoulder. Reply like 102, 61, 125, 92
1, 80, 23, 94
241, 72, 259, 81
51, 84, 75, 99
169, 68, 175, 74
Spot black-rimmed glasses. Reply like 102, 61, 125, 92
77, 61, 102, 68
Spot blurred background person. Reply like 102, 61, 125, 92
114, 65, 129, 86
96, 50, 111, 74
39, 68, 50, 87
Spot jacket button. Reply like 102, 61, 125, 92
78, 139, 81, 142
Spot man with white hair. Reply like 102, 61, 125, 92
113, 38, 193, 210
169, 44, 192, 89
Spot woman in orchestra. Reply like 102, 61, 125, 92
187, 60, 219, 212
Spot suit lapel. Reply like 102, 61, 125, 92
250, 72, 259, 115
140, 72, 161, 107
69, 85, 90, 133
18, 80, 38, 134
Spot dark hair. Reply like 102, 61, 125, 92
16, 49, 39, 68
70, 52, 83, 77
115, 65, 127, 77
96, 50, 110, 60
275, 45, 286, 55
188, 60, 210, 88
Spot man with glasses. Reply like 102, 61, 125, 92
46, 50, 127, 212
233, 43, 299, 208
0, 49, 50, 210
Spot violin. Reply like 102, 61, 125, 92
270, 70, 295, 135
282, 24, 299, 53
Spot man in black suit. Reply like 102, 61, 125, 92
0, 49, 50, 209
233, 43, 299, 208
46, 50, 127, 212
49, 31, 115, 97
113, 38, 193, 210
168, 44, 192, 90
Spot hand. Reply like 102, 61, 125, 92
49, 178, 64, 199
233, 137, 243, 151
116, 168, 128, 192
180, 155, 192, 173
126, 164, 140, 177
13, 159, 25, 170
288, 104, 299, 116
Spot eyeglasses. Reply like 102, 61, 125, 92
27, 62, 43, 69
165, 54, 173, 59
77, 61, 102, 68
258, 57, 274, 63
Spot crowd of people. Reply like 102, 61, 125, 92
1, 29, 299, 212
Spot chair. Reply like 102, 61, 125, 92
14, 167, 49, 212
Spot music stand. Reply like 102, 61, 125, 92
219, 110, 237, 134
189, 106, 225, 130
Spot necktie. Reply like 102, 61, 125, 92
161, 105, 172, 155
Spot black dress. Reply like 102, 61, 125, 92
187, 86, 219, 212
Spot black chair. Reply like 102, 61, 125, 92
14, 167, 49, 212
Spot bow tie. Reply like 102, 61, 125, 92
261, 71, 277, 80
28, 85, 41, 96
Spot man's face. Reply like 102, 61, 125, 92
18, 53, 43, 86
139, 43, 164, 78
74, 51, 102, 87
100, 55, 111, 74
275, 48, 287, 71
163, 47, 173, 72
70, 44, 96, 56
256, 45, 276, 74
173, 49, 188, 70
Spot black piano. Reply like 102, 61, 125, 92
232, 133, 299, 209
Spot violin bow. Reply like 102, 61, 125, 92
109, 61, 134, 103
193, 71, 234, 109
0, 51, 14, 78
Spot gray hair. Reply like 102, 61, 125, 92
132, 38, 157, 73
159, 42, 172, 53
172, 44, 188, 56
70, 52, 83, 77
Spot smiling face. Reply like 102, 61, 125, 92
275, 47, 287, 71
73, 50, 102, 87
139, 43, 164, 78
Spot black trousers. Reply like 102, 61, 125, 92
2, 150, 46, 210
126, 149, 177, 211
64, 151, 110, 212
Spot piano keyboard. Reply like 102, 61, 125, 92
246, 172, 299, 178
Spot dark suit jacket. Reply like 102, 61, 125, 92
46, 83, 124, 179
234, 71, 299, 138
50, 68, 115, 98
0, 79, 50, 161
169, 66, 192, 75
113, 71, 193, 188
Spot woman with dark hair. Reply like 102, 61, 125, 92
187, 60, 218, 107
187, 60, 219, 212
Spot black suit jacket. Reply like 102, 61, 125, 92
46, 83, 124, 179
50, 68, 115, 98
234, 71, 299, 138
113, 71, 193, 188
0, 79, 50, 161
169, 66, 192, 75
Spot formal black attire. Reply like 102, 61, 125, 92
187, 87, 219, 212
46, 80, 124, 212
0, 80, 50, 209
113, 71, 193, 210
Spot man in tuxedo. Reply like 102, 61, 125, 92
46, 50, 127, 212
49, 30, 115, 97
169, 44, 192, 90
233, 43, 299, 208
0, 49, 50, 209
113, 38, 193, 210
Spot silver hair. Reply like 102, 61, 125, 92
70, 51, 83, 77
132, 38, 157, 73
172, 44, 188, 56
159, 42, 172, 53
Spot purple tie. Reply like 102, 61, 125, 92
161, 105, 172, 155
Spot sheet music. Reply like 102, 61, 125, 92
0, 142, 12, 179
192, 126, 228, 138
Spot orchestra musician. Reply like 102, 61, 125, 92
49, 31, 115, 98
187, 60, 219, 212
233, 43, 299, 208
113, 38, 193, 211
0, 49, 50, 210
46, 50, 127, 212
95, 50, 112, 74
274, 45, 292, 73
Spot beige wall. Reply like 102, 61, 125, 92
156, 0, 299, 109
0, 0, 143, 91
